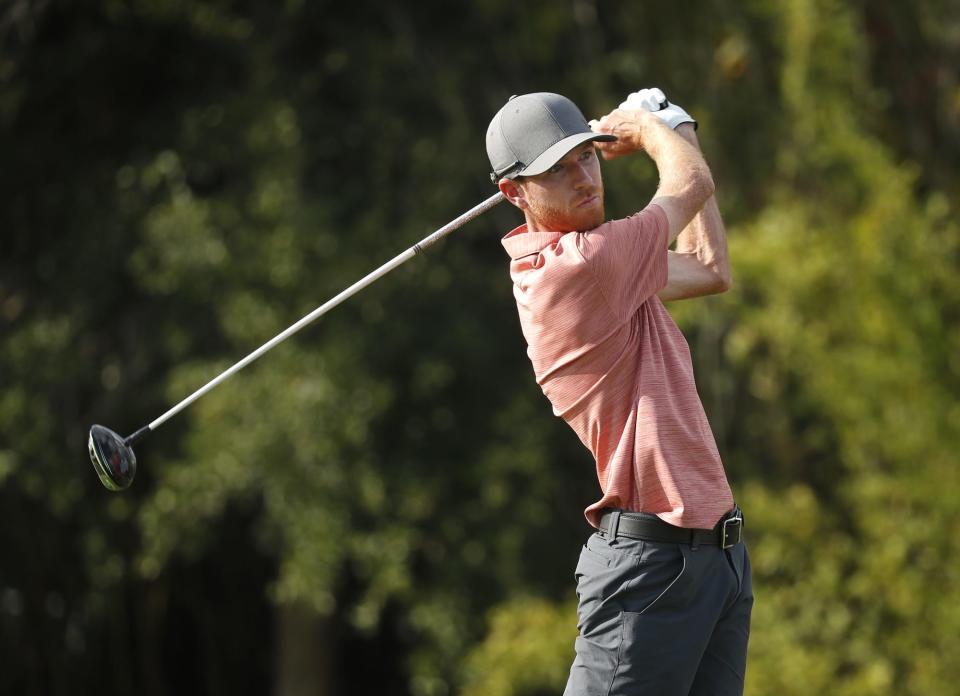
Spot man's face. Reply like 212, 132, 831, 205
512, 143, 605, 232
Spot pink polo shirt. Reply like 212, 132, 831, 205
502, 204, 734, 530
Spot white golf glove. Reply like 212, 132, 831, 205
619, 87, 697, 130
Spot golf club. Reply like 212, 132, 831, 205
88, 191, 506, 491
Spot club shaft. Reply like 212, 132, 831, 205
146, 191, 505, 432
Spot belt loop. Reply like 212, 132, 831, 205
690, 529, 699, 551
608, 510, 622, 541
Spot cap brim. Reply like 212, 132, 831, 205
517, 132, 617, 178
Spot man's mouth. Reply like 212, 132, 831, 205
577, 195, 599, 208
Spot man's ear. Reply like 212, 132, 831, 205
498, 178, 528, 210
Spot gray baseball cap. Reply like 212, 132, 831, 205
486, 92, 616, 183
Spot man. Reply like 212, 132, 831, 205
486, 90, 752, 695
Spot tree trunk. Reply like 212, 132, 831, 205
273, 601, 337, 696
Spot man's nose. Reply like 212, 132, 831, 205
571, 162, 595, 188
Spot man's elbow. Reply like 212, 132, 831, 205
698, 261, 732, 296
712, 266, 732, 294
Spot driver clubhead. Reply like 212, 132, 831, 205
88, 424, 137, 491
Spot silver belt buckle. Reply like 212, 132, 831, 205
721, 515, 743, 549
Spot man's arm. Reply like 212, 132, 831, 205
658, 124, 732, 301
590, 109, 714, 246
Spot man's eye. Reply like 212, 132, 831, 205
547, 164, 563, 174
579, 149, 594, 161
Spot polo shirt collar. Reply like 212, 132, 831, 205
501, 224, 565, 260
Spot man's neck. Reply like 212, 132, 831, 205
523, 212, 546, 232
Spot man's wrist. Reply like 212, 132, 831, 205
634, 111, 673, 151
637, 114, 688, 159
675, 123, 700, 148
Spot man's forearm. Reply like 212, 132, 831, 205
641, 119, 715, 243
671, 125, 731, 288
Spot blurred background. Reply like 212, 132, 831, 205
2, 0, 959, 694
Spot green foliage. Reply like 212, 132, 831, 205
462, 597, 575, 696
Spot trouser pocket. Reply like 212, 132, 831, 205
565, 538, 691, 696
607, 545, 696, 696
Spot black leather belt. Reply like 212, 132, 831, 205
598, 506, 744, 549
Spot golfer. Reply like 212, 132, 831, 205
486, 90, 752, 695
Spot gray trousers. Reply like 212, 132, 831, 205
563, 527, 753, 695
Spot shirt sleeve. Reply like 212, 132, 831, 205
576, 204, 669, 322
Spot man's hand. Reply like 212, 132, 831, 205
620, 87, 697, 131
588, 108, 667, 160
620, 87, 669, 112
